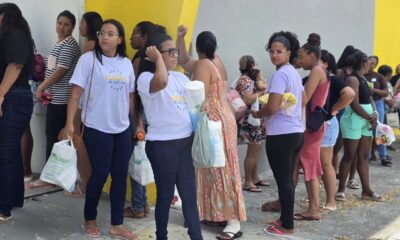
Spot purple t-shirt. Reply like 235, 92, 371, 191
265, 64, 304, 135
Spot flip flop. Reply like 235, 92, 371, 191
263, 226, 293, 239
293, 213, 320, 221
109, 229, 139, 240
64, 186, 85, 198
346, 179, 361, 189
320, 204, 337, 214
261, 201, 281, 212
242, 186, 262, 193
216, 231, 243, 240
81, 224, 101, 238
335, 192, 346, 201
361, 193, 385, 202
254, 180, 270, 187
27, 180, 55, 189
265, 219, 282, 227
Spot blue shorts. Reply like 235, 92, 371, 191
321, 116, 339, 147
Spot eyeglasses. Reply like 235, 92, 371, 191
96, 31, 119, 38
160, 48, 180, 57
268, 49, 287, 56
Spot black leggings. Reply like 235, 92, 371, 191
45, 104, 67, 160
266, 133, 304, 229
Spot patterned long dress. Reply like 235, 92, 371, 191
196, 60, 247, 222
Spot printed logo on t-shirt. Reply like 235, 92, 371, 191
106, 69, 128, 91
171, 88, 188, 112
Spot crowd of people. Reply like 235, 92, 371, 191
0, 3, 398, 240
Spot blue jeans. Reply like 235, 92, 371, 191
0, 87, 33, 217
130, 178, 147, 211
83, 126, 131, 225
146, 135, 202, 240
374, 99, 388, 159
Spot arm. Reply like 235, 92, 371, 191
255, 71, 267, 92
304, 66, 325, 104
177, 25, 197, 73
132, 57, 140, 77
63, 85, 84, 138
36, 67, 68, 101
0, 63, 23, 116
330, 86, 355, 115
146, 46, 169, 93
347, 76, 373, 120
254, 93, 283, 117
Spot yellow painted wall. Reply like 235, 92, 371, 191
374, 0, 400, 69
85, 0, 200, 204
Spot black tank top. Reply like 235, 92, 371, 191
350, 73, 371, 104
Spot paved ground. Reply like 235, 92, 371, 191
1, 142, 400, 240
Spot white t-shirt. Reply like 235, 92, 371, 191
137, 71, 193, 141
69, 51, 135, 134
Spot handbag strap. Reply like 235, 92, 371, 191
81, 51, 96, 137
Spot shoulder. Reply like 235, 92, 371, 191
138, 71, 154, 82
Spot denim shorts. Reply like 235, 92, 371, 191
321, 116, 339, 147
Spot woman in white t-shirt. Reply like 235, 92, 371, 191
62, 19, 138, 240
135, 34, 203, 240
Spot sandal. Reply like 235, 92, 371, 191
263, 226, 293, 239
361, 193, 385, 202
293, 213, 320, 221
64, 185, 85, 198
347, 179, 361, 189
242, 186, 262, 193
265, 219, 282, 227
109, 227, 139, 240
335, 192, 346, 202
261, 201, 281, 212
216, 231, 243, 240
27, 180, 56, 189
81, 224, 101, 238
320, 204, 337, 214
254, 180, 270, 187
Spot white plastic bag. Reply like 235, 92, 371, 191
192, 112, 226, 168
185, 81, 205, 132
375, 120, 396, 146
129, 141, 154, 185
40, 139, 77, 192
247, 97, 261, 126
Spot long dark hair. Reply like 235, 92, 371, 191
0, 3, 34, 47
136, 21, 167, 38
94, 19, 127, 64
134, 34, 173, 122
82, 11, 103, 41
321, 49, 337, 75
239, 55, 260, 81
196, 31, 217, 59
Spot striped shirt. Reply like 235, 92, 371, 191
45, 36, 80, 104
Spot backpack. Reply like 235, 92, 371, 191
31, 53, 46, 82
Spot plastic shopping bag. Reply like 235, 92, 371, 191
129, 141, 154, 185
192, 112, 226, 168
247, 97, 261, 126
375, 120, 396, 146
185, 81, 205, 132
40, 139, 77, 192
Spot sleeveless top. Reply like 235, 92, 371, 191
350, 73, 371, 104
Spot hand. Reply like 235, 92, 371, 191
35, 85, 46, 103
330, 110, 339, 116
177, 25, 188, 38
201, 102, 219, 121
251, 110, 260, 118
60, 124, 74, 140
145, 46, 162, 63
0, 95, 4, 117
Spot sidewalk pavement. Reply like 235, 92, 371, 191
1, 145, 400, 240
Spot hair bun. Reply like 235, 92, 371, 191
307, 33, 321, 47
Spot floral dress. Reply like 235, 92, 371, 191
236, 75, 266, 144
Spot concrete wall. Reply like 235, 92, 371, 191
192, 0, 375, 175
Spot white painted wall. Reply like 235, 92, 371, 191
192, 0, 375, 176
4, 0, 85, 172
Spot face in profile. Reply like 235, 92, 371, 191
130, 27, 145, 50
368, 58, 377, 71
79, 18, 87, 37
98, 23, 122, 54
56, 16, 74, 39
